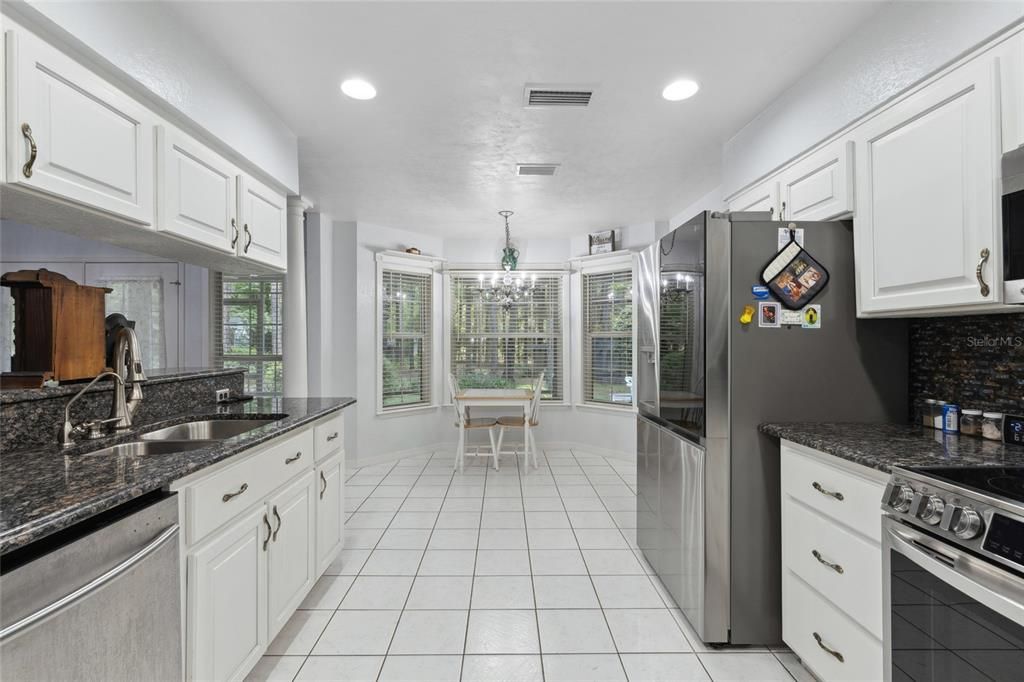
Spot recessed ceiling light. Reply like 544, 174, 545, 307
662, 79, 700, 101
341, 78, 376, 100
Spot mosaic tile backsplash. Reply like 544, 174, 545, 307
909, 312, 1024, 416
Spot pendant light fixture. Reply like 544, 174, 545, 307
479, 210, 536, 311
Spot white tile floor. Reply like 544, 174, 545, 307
247, 448, 814, 682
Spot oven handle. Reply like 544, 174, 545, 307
885, 523, 1024, 624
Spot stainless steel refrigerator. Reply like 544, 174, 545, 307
636, 211, 908, 645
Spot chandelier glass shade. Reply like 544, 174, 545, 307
480, 210, 536, 310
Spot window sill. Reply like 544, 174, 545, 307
574, 402, 637, 415
376, 404, 440, 417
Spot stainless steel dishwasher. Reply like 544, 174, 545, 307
0, 493, 182, 681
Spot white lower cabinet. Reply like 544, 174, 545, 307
316, 451, 345, 575
177, 413, 346, 681
781, 441, 888, 682
267, 471, 317, 640
188, 506, 268, 682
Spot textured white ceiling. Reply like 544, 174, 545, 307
170, 1, 882, 237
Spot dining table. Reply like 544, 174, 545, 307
453, 387, 536, 472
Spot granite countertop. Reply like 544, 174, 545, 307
0, 396, 355, 555
0, 367, 246, 404
760, 422, 1024, 473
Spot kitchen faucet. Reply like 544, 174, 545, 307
59, 371, 131, 447
111, 324, 147, 420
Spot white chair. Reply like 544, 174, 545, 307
448, 373, 500, 473
494, 371, 545, 472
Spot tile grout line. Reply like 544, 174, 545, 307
521, 447, 545, 682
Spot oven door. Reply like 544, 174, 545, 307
883, 516, 1024, 682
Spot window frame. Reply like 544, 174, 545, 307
443, 266, 571, 406
572, 252, 637, 411
211, 271, 285, 397
376, 252, 441, 415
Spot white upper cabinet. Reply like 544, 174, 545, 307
852, 55, 1001, 315
727, 179, 779, 217
998, 30, 1024, 153
777, 140, 854, 221
238, 174, 287, 270
157, 126, 238, 253
5, 29, 154, 224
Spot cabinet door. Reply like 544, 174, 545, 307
777, 140, 854, 221
267, 471, 316, 639
238, 174, 287, 270
727, 180, 779, 217
188, 505, 268, 682
5, 30, 154, 224
853, 56, 1001, 314
157, 126, 237, 252
998, 31, 1024, 153
316, 451, 345, 575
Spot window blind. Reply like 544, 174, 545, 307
211, 272, 284, 396
380, 269, 432, 410
449, 272, 564, 400
582, 269, 633, 406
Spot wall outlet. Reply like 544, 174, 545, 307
215, 388, 231, 403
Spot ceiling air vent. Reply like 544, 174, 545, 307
524, 84, 594, 107
516, 163, 560, 177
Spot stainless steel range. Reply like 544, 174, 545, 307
881, 466, 1024, 681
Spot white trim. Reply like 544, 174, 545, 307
375, 250, 443, 274
443, 262, 568, 273
569, 250, 636, 272
575, 402, 638, 415
350, 439, 634, 470
374, 404, 442, 418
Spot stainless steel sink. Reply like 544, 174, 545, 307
139, 419, 279, 442
83, 440, 216, 458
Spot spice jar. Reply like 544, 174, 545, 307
960, 409, 983, 436
942, 404, 960, 433
932, 401, 947, 430
921, 399, 936, 427
982, 413, 1004, 441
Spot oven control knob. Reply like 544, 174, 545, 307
953, 508, 984, 540
918, 495, 945, 525
889, 485, 915, 512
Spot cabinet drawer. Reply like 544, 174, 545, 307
314, 413, 343, 461
781, 443, 886, 542
187, 429, 314, 544
784, 570, 883, 682
783, 496, 882, 638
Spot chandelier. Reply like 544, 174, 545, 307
479, 210, 536, 310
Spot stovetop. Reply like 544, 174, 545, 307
909, 466, 1024, 507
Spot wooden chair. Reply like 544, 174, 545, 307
448, 373, 500, 473
494, 371, 545, 472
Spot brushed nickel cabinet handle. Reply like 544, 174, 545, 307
812, 481, 844, 501
222, 482, 249, 502
231, 218, 239, 248
813, 632, 844, 663
271, 505, 282, 541
243, 223, 252, 253
779, 200, 787, 221
320, 470, 328, 500
326, 432, 339, 442
21, 123, 37, 178
262, 513, 272, 551
285, 451, 302, 464
812, 549, 844, 574
976, 248, 991, 297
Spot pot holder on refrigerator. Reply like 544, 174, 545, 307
760, 228, 830, 310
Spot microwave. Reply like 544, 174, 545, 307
1004, 150, 1024, 304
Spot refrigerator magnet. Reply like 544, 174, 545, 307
802, 305, 821, 329
758, 301, 780, 328
751, 285, 770, 300
780, 309, 803, 326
